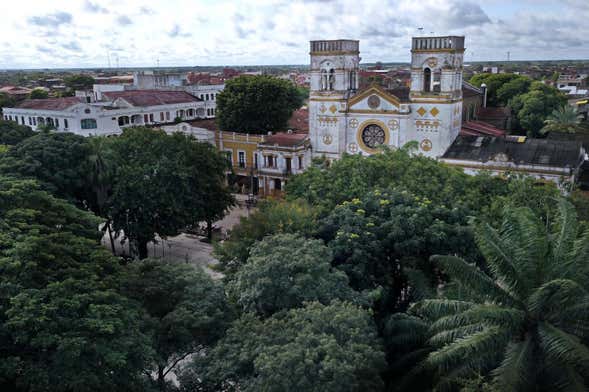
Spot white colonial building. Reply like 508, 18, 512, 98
2, 90, 213, 136
309, 36, 464, 159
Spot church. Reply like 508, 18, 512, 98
308, 36, 465, 159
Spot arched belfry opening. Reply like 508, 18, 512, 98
423, 68, 431, 92
328, 69, 335, 90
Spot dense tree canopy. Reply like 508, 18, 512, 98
63, 74, 95, 91
29, 88, 49, 99
108, 128, 233, 258
510, 82, 567, 136
215, 199, 317, 273
0, 176, 152, 391
228, 234, 361, 316
0, 92, 16, 114
0, 132, 92, 203
122, 260, 231, 391
395, 200, 589, 391
469, 73, 528, 106
0, 120, 34, 146
216, 75, 303, 133
286, 148, 509, 216
182, 301, 386, 392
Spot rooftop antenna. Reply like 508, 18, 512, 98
107, 52, 111, 68
156, 57, 160, 68
115, 54, 119, 69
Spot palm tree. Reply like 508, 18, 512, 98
86, 137, 116, 253
541, 105, 583, 134
407, 200, 589, 391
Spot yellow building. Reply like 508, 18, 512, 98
215, 131, 265, 193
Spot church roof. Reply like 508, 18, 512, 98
443, 135, 583, 169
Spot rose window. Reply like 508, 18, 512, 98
361, 124, 386, 148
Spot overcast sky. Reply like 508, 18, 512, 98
0, 0, 588, 69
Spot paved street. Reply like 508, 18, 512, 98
101, 194, 254, 278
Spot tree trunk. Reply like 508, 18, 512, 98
207, 219, 213, 241
157, 365, 166, 392
107, 220, 116, 254
138, 239, 149, 259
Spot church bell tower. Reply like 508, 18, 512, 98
309, 40, 360, 159
409, 36, 465, 157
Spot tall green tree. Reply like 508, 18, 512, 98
510, 82, 566, 136
181, 301, 386, 392
122, 260, 231, 392
469, 73, 526, 106
216, 75, 303, 133
29, 88, 49, 99
228, 233, 361, 316
108, 128, 233, 258
406, 200, 589, 391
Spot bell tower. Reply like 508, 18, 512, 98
309, 39, 360, 159
408, 36, 465, 157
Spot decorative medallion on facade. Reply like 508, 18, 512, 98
420, 139, 433, 152
417, 107, 427, 117
361, 124, 386, 148
349, 118, 359, 128
322, 134, 333, 145
367, 95, 381, 109
329, 104, 338, 114
427, 58, 438, 68
320, 103, 327, 113
430, 107, 439, 117
388, 119, 399, 130
348, 143, 358, 153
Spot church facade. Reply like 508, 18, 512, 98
308, 36, 465, 159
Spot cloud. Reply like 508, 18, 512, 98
61, 41, 81, 51
116, 15, 133, 26
84, 1, 109, 14
168, 24, 191, 38
28, 12, 72, 28
139, 6, 155, 15
443, 1, 491, 28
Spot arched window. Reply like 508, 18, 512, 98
320, 69, 327, 90
328, 69, 335, 90
423, 68, 431, 92
433, 70, 441, 93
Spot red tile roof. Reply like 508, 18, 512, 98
288, 107, 309, 132
461, 120, 506, 137
102, 90, 201, 107
17, 96, 84, 111
477, 106, 510, 119
260, 131, 309, 147
188, 119, 218, 131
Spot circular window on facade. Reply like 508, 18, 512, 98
367, 95, 380, 109
84, 108, 91, 114
361, 124, 386, 148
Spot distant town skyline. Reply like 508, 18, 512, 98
1, 0, 588, 69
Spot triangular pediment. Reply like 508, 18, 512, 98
348, 85, 401, 112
